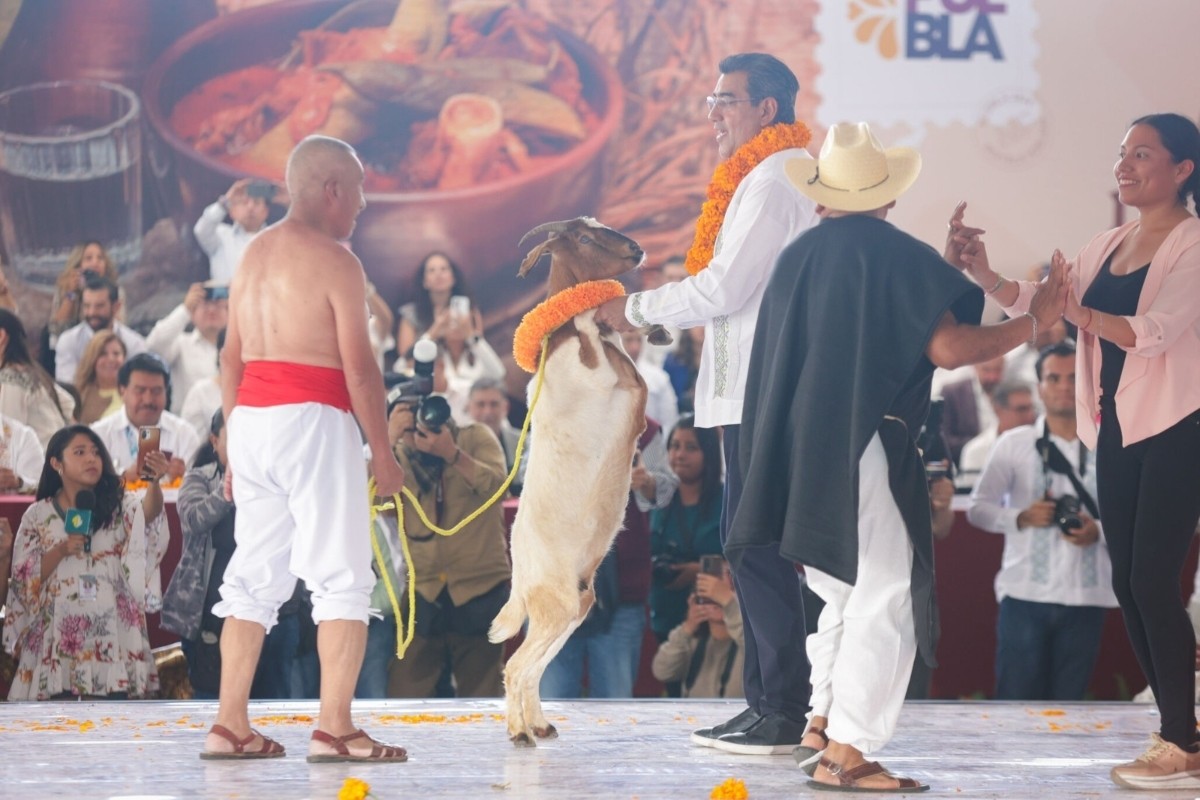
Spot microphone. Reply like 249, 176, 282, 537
67, 489, 96, 554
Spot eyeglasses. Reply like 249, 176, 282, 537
705, 95, 755, 113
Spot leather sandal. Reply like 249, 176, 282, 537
793, 727, 829, 776
809, 756, 929, 793
199, 724, 286, 760
306, 728, 408, 763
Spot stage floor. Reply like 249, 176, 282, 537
0, 699, 1181, 798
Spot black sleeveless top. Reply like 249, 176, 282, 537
1081, 252, 1149, 403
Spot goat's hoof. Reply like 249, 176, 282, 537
510, 732, 536, 748
532, 723, 558, 740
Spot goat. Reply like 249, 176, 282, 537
488, 217, 660, 745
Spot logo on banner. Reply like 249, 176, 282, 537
850, 0, 1007, 60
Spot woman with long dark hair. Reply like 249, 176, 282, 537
955, 112, 1200, 789
0, 309, 72, 444
649, 416, 725, 643
3, 425, 167, 699
394, 252, 484, 366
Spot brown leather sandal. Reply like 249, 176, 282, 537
792, 727, 829, 775
199, 724, 286, 760
808, 756, 929, 793
306, 728, 408, 763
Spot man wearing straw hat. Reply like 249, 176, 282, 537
729, 123, 1068, 791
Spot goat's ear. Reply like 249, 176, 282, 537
518, 239, 555, 277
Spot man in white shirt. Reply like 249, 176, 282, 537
55, 277, 148, 384
956, 379, 1037, 490
146, 282, 227, 414
595, 52, 819, 756
0, 414, 45, 492
91, 353, 201, 483
968, 340, 1117, 700
194, 178, 277, 285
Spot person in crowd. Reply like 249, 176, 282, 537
957, 379, 1038, 489
662, 326, 703, 414
733, 122, 1067, 791
434, 313, 505, 426
356, 512, 404, 699
357, 277, 395, 374
3, 424, 168, 700
47, 241, 124, 348
938, 355, 1004, 466
394, 252, 484, 369
649, 417, 724, 646
621, 330, 679, 433
594, 51, 819, 755
146, 282, 227, 415
954, 112, 1200, 790
968, 340, 1116, 700
91, 353, 201, 485
161, 410, 301, 700
0, 310, 73, 446
465, 377, 527, 496
194, 178, 281, 286
384, 396, 510, 698
652, 564, 744, 699
0, 414, 46, 494
541, 419, 676, 699
54, 277, 147, 385
73, 331, 127, 425
205, 135, 405, 762
181, 330, 225, 439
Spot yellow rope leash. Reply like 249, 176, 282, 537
367, 337, 550, 659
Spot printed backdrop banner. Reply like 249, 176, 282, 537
816, 0, 1040, 136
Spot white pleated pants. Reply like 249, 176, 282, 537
212, 403, 373, 632
805, 432, 917, 754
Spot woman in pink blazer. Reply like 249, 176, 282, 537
950, 113, 1200, 791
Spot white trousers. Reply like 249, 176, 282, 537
806, 432, 916, 754
212, 403, 373, 631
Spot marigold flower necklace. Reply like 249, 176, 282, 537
684, 121, 812, 275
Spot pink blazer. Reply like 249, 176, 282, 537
1004, 216, 1200, 448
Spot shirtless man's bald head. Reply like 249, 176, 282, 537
285, 135, 367, 240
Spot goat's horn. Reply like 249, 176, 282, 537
518, 219, 574, 249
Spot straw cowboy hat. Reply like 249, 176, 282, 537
785, 122, 921, 212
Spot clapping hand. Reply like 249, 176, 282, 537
944, 202, 987, 273
1029, 250, 1069, 328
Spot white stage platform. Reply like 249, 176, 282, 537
0, 699, 1181, 798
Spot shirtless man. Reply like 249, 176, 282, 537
202, 136, 407, 762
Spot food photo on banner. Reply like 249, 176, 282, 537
0, 0, 1193, 404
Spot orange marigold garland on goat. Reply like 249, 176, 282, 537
684, 121, 812, 275
512, 280, 626, 373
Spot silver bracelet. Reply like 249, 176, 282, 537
1022, 311, 1038, 347
984, 274, 1005, 295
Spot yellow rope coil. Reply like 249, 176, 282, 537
367, 337, 550, 659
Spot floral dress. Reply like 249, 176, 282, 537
3, 494, 165, 699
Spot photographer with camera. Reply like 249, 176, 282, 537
968, 340, 1117, 700
194, 177, 288, 286
146, 282, 227, 414
382, 382, 511, 698
652, 557, 745, 699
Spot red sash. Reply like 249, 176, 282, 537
237, 361, 352, 412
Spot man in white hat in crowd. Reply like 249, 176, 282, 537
727, 122, 1068, 791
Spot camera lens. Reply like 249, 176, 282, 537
417, 395, 452, 432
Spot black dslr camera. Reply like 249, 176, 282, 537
652, 541, 687, 585
386, 339, 452, 434
1053, 495, 1084, 536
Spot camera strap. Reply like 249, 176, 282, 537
1036, 423, 1100, 519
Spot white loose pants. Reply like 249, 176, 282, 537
805, 432, 917, 754
212, 403, 373, 631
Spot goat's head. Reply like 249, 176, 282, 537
518, 217, 645, 294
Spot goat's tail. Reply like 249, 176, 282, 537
488, 591, 527, 644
